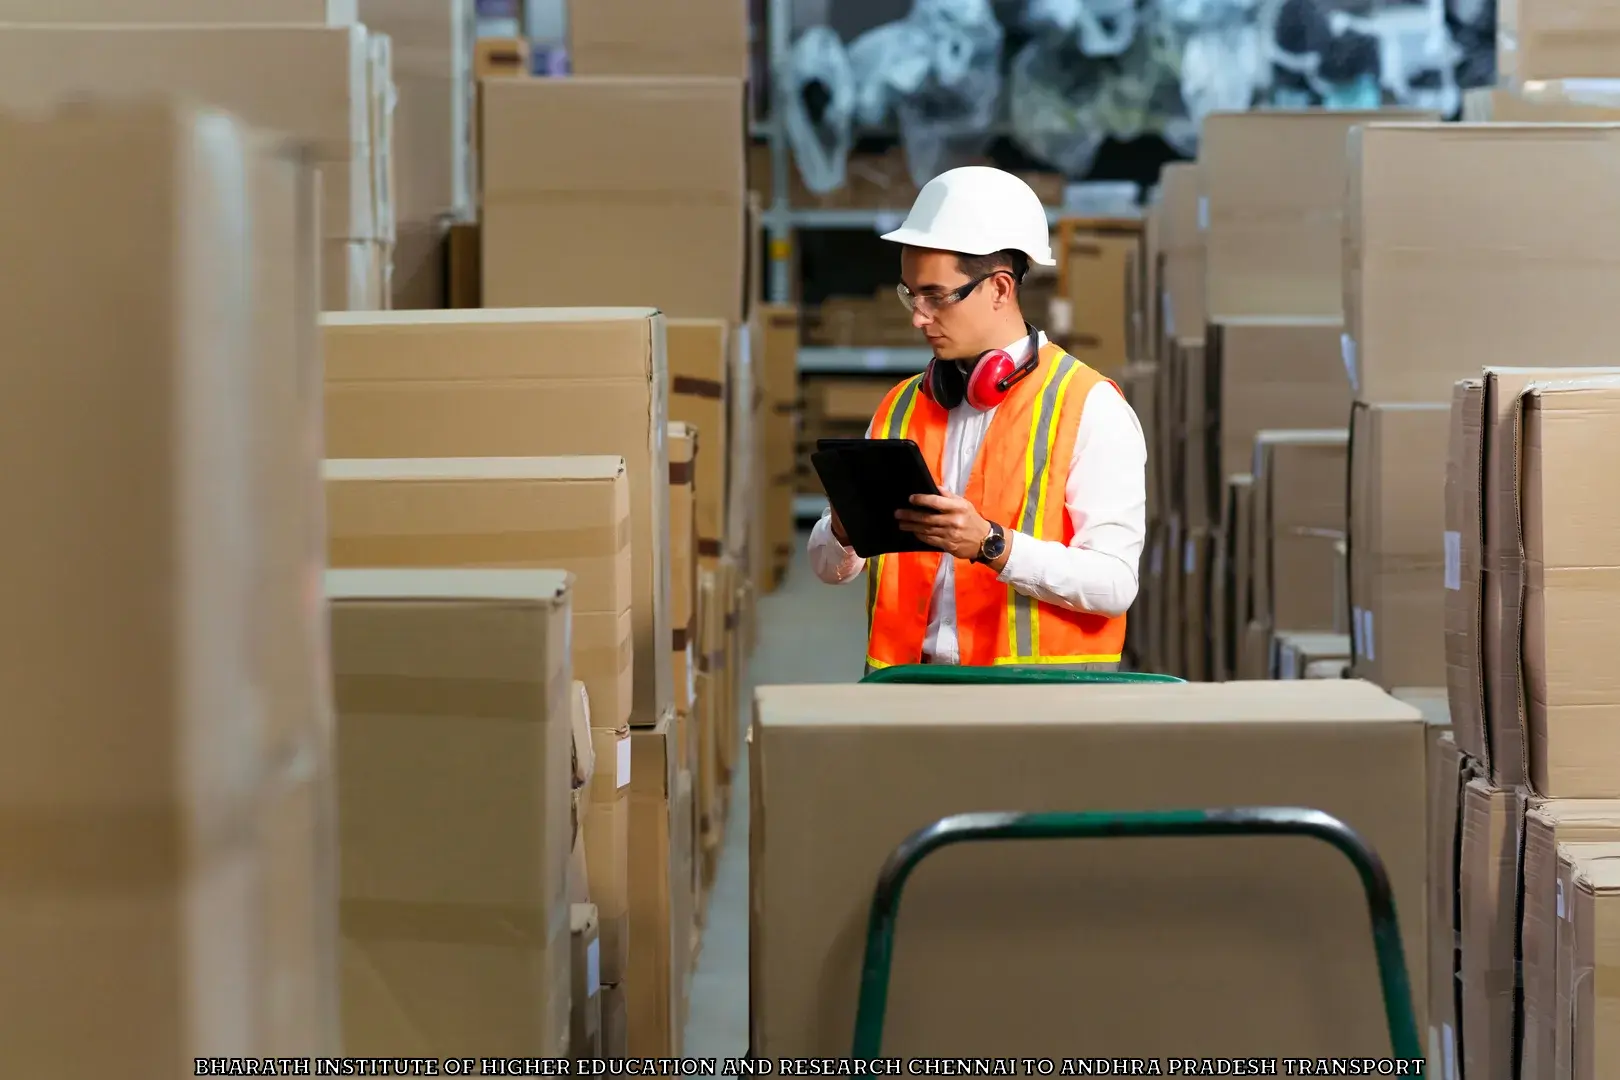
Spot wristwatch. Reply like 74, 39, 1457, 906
976, 521, 1007, 564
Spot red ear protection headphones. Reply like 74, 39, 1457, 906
920, 323, 1042, 411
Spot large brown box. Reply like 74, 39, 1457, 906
1425, 731, 1471, 1079
1347, 402, 1450, 690
750, 681, 1429, 1055
0, 24, 385, 246
667, 319, 731, 563
1459, 777, 1527, 1080
1251, 430, 1349, 634
323, 455, 636, 728
1346, 123, 1620, 403
322, 308, 672, 727
480, 77, 746, 322
629, 717, 681, 1054
569, 0, 748, 77
1517, 377, 1620, 796
1444, 379, 1489, 767
0, 101, 332, 1068
1200, 108, 1432, 320
1497, 0, 1620, 83
328, 568, 573, 1055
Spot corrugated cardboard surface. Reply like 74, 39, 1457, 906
1348, 402, 1450, 690
570, 0, 748, 77
669, 424, 698, 729
1222, 474, 1255, 681
1565, 844, 1620, 1079
322, 308, 672, 727
1466, 84, 1620, 122
1460, 777, 1527, 1080
751, 681, 1428, 1056
1498, 0, 1620, 82
1444, 379, 1489, 768
1519, 378, 1620, 797
327, 569, 573, 1055
1484, 368, 1620, 789
1347, 124, 1620, 403
585, 725, 631, 987
0, 25, 382, 242
569, 903, 602, 1056
480, 77, 746, 322
1424, 730, 1469, 1080
1201, 108, 1432, 319
628, 717, 679, 1055
1253, 430, 1349, 632
0, 101, 323, 1069
667, 320, 730, 559
1179, 339, 1212, 528
1208, 316, 1348, 497
1273, 631, 1350, 679
0, 0, 356, 19
324, 455, 636, 728
1522, 809, 1620, 1080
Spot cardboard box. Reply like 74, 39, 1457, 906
1518, 377, 1620, 796
1120, 362, 1160, 523
1206, 317, 1348, 499
1420, 715, 1466, 1080
1348, 402, 1450, 689
322, 308, 672, 727
1346, 124, 1620, 403
668, 320, 731, 562
447, 220, 479, 308
669, 424, 699, 737
1179, 528, 1213, 681
601, 982, 629, 1055
1464, 84, 1620, 121
475, 36, 530, 79
1064, 223, 1140, 377
1220, 475, 1255, 682
1156, 162, 1204, 343
325, 455, 636, 728
1557, 841, 1620, 1079
629, 717, 680, 1055
1252, 430, 1349, 633
1483, 367, 1620, 788
1273, 631, 1350, 679
1459, 777, 1527, 1080
570, 903, 602, 1056
569, 0, 748, 77
1520, 805, 1620, 1080
480, 77, 746, 322
327, 568, 573, 1055
0, 100, 331, 1068
1200, 109, 1432, 320
727, 316, 760, 564
586, 724, 632, 987
1444, 379, 1489, 767
1497, 0, 1620, 83
750, 680, 1429, 1055
0, 25, 385, 244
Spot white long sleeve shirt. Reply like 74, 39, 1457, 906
806, 330, 1147, 666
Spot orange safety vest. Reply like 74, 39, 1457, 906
863, 342, 1127, 670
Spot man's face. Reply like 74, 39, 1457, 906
899, 247, 1000, 360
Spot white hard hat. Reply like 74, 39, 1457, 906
880, 165, 1056, 267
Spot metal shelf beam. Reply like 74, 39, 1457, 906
798, 346, 931, 374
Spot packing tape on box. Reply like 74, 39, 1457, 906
329, 518, 631, 565
334, 673, 553, 718
671, 376, 724, 401
671, 615, 697, 653
342, 896, 570, 948
0, 805, 255, 886
698, 537, 724, 559
668, 459, 694, 486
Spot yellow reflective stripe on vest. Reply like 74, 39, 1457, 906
1006, 353, 1081, 661
990, 653, 1123, 665
866, 376, 925, 635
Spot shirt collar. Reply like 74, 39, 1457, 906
1000, 328, 1046, 364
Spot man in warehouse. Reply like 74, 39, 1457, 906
806, 165, 1147, 672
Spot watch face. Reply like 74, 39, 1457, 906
983, 529, 1006, 559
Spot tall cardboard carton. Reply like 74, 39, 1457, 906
1345, 124, 1620, 403
587, 723, 632, 989
321, 308, 672, 727
628, 717, 680, 1054
667, 320, 730, 566
1200, 108, 1433, 319
668, 424, 699, 761
1424, 732, 1471, 1080
1521, 807, 1620, 1080
1560, 843, 1620, 1079
480, 77, 746, 322
323, 455, 636, 728
570, 903, 603, 1056
1459, 777, 1527, 1080
1251, 430, 1349, 637
1348, 402, 1450, 689
1444, 380, 1489, 766
1516, 377, 1620, 796
0, 101, 329, 1069
1156, 163, 1204, 344
760, 304, 801, 586
327, 568, 573, 1054
751, 681, 1428, 1055
1480, 368, 1620, 788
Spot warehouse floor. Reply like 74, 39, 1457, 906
681, 528, 864, 1060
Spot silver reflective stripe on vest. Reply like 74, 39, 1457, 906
1011, 353, 1079, 659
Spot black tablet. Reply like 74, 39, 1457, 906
810, 438, 944, 558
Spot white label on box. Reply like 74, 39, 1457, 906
1362, 609, 1376, 661
1351, 605, 1364, 658
1184, 537, 1195, 575
1341, 333, 1360, 395
1557, 878, 1566, 919
686, 641, 697, 704
586, 937, 600, 997
1197, 195, 1209, 232
1443, 1023, 1457, 1080
1444, 531, 1462, 591
617, 736, 632, 789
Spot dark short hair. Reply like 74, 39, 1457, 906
955, 248, 1030, 292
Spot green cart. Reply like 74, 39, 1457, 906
849, 663, 1422, 1061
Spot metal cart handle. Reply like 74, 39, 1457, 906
851, 807, 1421, 1060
